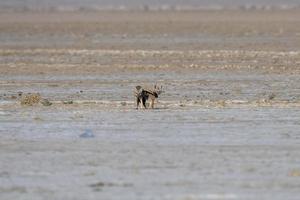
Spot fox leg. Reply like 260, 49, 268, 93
136, 97, 140, 109
150, 99, 155, 109
142, 97, 147, 109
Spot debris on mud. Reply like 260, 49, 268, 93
20, 93, 41, 105
33, 116, 43, 121
89, 182, 105, 188
20, 93, 52, 106
89, 181, 133, 191
10, 95, 17, 100
289, 169, 300, 177
48, 84, 59, 87
216, 100, 226, 107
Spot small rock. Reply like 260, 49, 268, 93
40, 99, 52, 106
268, 93, 276, 100
80, 129, 95, 138
89, 182, 105, 188
63, 100, 73, 104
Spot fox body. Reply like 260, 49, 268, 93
134, 85, 163, 109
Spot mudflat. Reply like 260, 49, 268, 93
0, 10, 300, 200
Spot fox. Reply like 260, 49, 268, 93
134, 85, 163, 109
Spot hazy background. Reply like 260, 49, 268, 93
1, 0, 300, 11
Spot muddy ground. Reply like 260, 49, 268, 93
0, 10, 300, 200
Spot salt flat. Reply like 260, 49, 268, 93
1, 10, 300, 200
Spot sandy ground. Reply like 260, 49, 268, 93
1, 10, 300, 200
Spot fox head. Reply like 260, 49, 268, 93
153, 84, 163, 96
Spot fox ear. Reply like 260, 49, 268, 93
136, 85, 142, 91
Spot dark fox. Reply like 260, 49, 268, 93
134, 85, 163, 109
